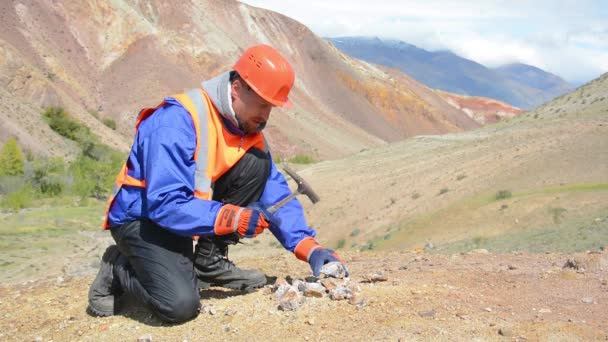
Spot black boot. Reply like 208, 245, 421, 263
194, 237, 266, 292
88, 245, 124, 316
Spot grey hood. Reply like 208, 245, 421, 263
200, 72, 266, 133
200, 71, 239, 128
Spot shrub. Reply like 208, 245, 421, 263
456, 174, 467, 181
289, 154, 315, 164
70, 152, 121, 199
438, 188, 449, 195
102, 118, 117, 130
360, 241, 375, 251
350, 228, 361, 237
1, 184, 33, 211
495, 190, 512, 200
0, 138, 25, 176
29, 157, 67, 196
43, 107, 81, 141
411, 192, 421, 200
549, 207, 567, 223
336, 239, 346, 249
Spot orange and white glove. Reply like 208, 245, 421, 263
214, 204, 270, 238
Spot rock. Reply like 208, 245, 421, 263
468, 249, 489, 255
137, 334, 153, 342
507, 265, 517, 270
418, 309, 436, 318
455, 312, 469, 320
320, 279, 337, 291
498, 328, 513, 337
274, 282, 292, 298
581, 297, 594, 304
293, 279, 307, 292
329, 285, 353, 300
539, 308, 551, 313
348, 293, 366, 307
224, 308, 237, 316
320, 262, 347, 279
303, 282, 326, 297
362, 272, 388, 283
277, 286, 304, 311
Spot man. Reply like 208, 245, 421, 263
88, 44, 348, 324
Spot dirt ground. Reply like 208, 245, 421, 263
1, 246, 606, 341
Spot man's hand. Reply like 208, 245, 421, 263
246, 202, 281, 228
214, 203, 273, 238
308, 248, 349, 277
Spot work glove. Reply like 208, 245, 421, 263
246, 201, 281, 228
214, 203, 273, 238
308, 248, 349, 278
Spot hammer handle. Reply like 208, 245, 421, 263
266, 192, 299, 214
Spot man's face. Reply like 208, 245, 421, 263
231, 79, 274, 134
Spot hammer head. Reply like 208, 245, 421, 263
282, 164, 320, 204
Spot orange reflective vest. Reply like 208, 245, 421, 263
102, 88, 266, 229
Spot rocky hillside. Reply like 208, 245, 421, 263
299, 73, 607, 252
328, 36, 574, 110
0, 0, 482, 161
435, 90, 523, 125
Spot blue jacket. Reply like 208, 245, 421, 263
108, 73, 316, 253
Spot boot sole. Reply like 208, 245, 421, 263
198, 277, 266, 292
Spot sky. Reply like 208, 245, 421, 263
239, 0, 608, 84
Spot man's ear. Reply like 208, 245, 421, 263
230, 79, 241, 100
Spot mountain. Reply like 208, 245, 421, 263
328, 36, 575, 109
0, 0, 483, 162
301, 72, 608, 252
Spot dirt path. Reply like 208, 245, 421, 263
1, 249, 606, 341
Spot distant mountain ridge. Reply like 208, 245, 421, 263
328, 36, 574, 109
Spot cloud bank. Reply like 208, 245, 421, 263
240, 0, 608, 84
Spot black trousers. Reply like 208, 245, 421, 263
111, 148, 270, 323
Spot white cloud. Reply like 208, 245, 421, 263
240, 0, 608, 83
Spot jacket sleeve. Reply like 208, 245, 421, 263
138, 101, 223, 237
259, 158, 319, 261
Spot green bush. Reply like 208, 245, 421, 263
70, 152, 122, 199
1, 184, 33, 211
30, 157, 67, 197
0, 138, 25, 176
102, 118, 117, 130
495, 190, 512, 200
350, 228, 361, 237
43, 107, 84, 141
289, 154, 315, 164
336, 239, 346, 249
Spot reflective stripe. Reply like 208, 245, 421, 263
186, 88, 213, 196
233, 207, 245, 233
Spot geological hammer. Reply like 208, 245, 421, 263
267, 164, 320, 214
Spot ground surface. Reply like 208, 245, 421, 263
1, 243, 607, 341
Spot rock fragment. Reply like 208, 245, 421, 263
303, 282, 326, 297
362, 272, 388, 283
329, 285, 353, 300
276, 286, 304, 311
320, 262, 348, 279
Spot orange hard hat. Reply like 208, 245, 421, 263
233, 44, 295, 108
